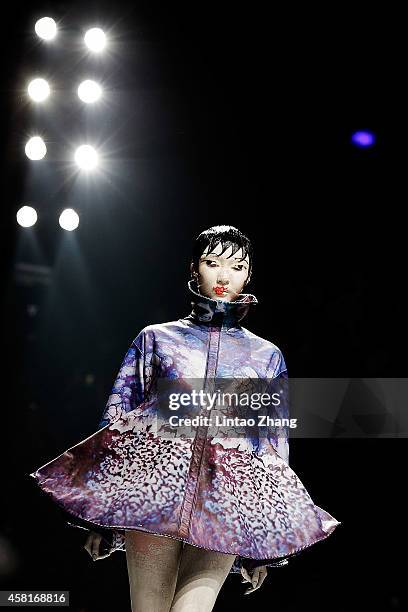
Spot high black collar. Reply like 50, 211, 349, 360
184, 279, 258, 327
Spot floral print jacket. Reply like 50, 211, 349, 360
29, 279, 341, 575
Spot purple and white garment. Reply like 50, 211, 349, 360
28, 279, 341, 574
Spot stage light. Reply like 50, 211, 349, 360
84, 28, 106, 52
27, 78, 50, 102
77, 80, 102, 103
351, 130, 376, 148
35, 17, 57, 41
25, 136, 47, 160
74, 145, 98, 170
17, 205, 38, 227
59, 208, 80, 231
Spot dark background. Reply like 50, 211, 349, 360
1, 1, 405, 610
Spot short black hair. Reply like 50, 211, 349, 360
191, 225, 253, 280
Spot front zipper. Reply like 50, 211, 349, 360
177, 320, 223, 538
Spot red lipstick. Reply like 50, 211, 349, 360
213, 286, 228, 296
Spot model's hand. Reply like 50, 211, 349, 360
83, 531, 111, 561
240, 565, 268, 594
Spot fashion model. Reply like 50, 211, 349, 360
29, 225, 341, 611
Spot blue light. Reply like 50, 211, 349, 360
351, 130, 376, 148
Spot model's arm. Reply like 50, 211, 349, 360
97, 330, 148, 429
84, 329, 151, 560
265, 348, 290, 465
234, 349, 290, 584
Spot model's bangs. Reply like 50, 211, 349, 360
204, 238, 250, 264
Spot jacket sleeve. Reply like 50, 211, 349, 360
97, 330, 150, 429
66, 329, 153, 554
264, 348, 290, 466
232, 349, 291, 576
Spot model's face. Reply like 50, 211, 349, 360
193, 243, 251, 302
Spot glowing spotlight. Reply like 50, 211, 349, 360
74, 145, 98, 170
77, 80, 102, 103
28, 78, 50, 102
351, 130, 376, 148
35, 17, 57, 40
17, 205, 38, 227
59, 208, 80, 231
25, 136, 47, 160
84, 28, 106, 52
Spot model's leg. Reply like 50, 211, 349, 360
125, 530, 183, 612
169, 543, 236, 612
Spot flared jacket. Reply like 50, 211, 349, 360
28, 279, 341, 574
